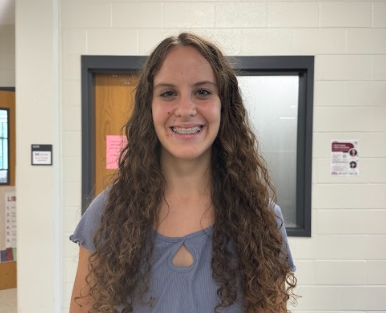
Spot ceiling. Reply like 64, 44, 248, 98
0, 0, 15, 26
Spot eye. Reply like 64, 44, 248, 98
160, 90, 177, 98
196, 89, 211, 97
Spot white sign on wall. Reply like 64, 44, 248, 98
31, 144, 53, 165
331, 140, 359, 176
5, 192, 16, 248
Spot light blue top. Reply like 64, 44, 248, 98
70, 190, 295, 313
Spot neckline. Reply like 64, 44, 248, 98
154, 225, 213, 242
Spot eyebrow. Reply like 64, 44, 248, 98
154, 81, 218, 89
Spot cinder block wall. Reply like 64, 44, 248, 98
0, 25, 15, 87
61, 1, 386, 312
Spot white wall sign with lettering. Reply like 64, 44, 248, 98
5, 192, 16, 248
331, 140, 359, 176
31, 144, 53, 165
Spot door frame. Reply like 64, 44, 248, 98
0, 87, 15, 92
81, 56, 146, 210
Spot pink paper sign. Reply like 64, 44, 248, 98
106, 135, 127, 169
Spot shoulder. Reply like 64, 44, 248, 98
83, 188, 110, 223
270, 202, 296, 271
69, 188, 111, 252
269, 202, 285, 228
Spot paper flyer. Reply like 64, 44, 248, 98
331, 140, 359, 176
106, 135, 127, 169
4, 192, 16, 248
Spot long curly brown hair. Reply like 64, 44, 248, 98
84, 32, 297, 312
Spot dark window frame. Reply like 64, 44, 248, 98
81, 56, 314, 237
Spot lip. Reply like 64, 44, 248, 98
170, 123, 204, 128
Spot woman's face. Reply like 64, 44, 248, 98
152, 46, 221, 164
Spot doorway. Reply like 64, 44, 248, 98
0, 89, 17, 298
94, 73, 138, 196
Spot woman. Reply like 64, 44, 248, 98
70, 33, 296, 313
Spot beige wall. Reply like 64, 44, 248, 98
14, 0, 386, 312
0, 25, 15, 87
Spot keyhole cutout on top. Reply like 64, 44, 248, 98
172, 244, 194, 267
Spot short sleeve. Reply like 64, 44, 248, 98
273, 204, 296, 272
69, 189, 109, 252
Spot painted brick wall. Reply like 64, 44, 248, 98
61, 1, 386, 312
0, 25, 15, 87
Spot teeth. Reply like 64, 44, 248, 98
172, 126, 202, 135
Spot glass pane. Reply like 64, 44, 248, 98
237, 76, 299, 227
0, 108, 9, 183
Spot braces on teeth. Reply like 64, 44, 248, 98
172, 126, 202, 135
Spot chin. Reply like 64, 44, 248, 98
162, 147, 212, 162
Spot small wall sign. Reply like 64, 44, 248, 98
31, 144, 53, 166
331, 140, 359, 175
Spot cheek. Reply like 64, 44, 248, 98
151, 103, 161, 121
152, 104, 170, 127
206, 103, 221, 122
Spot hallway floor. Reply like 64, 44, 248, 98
0, 288, 17, 313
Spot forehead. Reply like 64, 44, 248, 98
154, 46, 216, 83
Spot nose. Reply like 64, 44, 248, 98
175, 92, 196, 117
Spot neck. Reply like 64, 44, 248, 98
156, 151, 214, 235
161, 157, 212, 198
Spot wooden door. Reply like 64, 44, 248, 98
94, 74, 138, 196
0, 90, 16, 290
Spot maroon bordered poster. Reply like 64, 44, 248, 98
331, 140, 359, 176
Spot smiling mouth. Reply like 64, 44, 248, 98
171, 126, 203, 135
